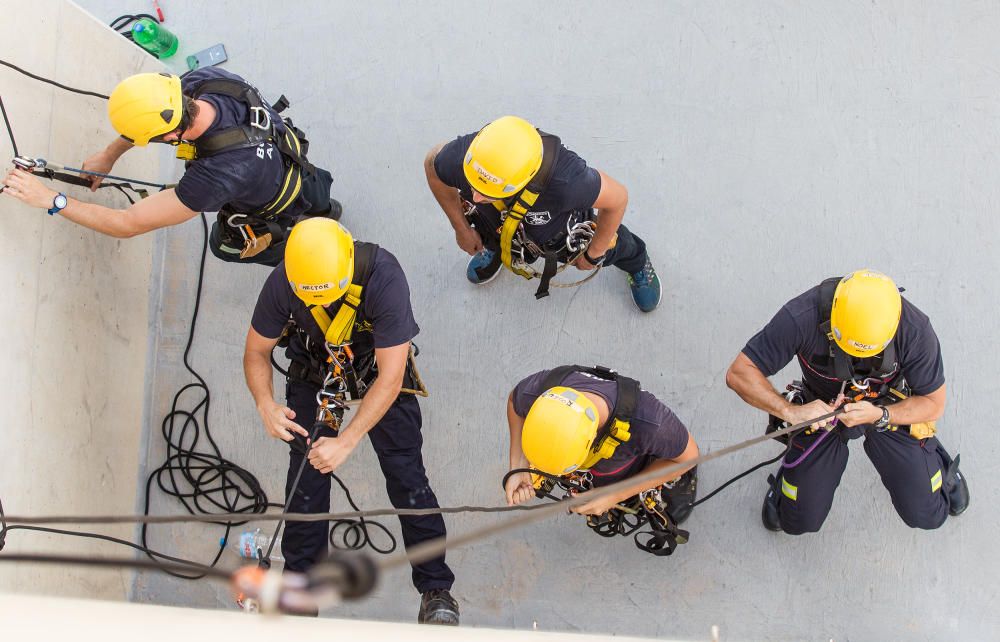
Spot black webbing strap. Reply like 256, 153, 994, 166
815, 275, 898, 382
526, 133, 561, 299
534, 252, 559, 300
517, 132, 560, 208
540, 365, 639, 444
634, 519, 688, 557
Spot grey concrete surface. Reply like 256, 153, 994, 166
0, 0, 165, 600
74, 1, 1000, 640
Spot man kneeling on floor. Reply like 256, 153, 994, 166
725, 269, 969, 534
243, 218, 458, 624
504, 365, 699, 556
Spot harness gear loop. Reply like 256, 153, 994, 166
502, 468, 689, 557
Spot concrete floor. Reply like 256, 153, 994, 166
76, 2, 1000, 640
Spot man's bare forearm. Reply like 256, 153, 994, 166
104, 138, 134, 160
57, 199, 137, 238
726, 353, 791, 419
339, 376, 400, 446
243, 349, 276, 411
424, 147, 470, 231
591, 205, 626, 253
884, 389, 946, 425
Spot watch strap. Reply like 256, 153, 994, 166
48, 192, 67, 216
583, 247, 606, 266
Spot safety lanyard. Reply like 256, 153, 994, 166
493, 190, 540, 279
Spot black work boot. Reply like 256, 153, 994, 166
418, 588, 459, 626
663, 466, 698, 525
761, 474, 782, 532
942, 452, 970, 517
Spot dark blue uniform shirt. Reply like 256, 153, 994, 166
742, 284, 946, 401
174, 68, 310, 216
434, 132, 603, 245
512, 369, 690, 486
251, 245, 419, 366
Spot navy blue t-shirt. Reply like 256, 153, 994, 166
174, 68, 309, 216
742, 284, 945, 401
434, 132, 603, 245
251, 244, 419, 367
512, 369, 690, 486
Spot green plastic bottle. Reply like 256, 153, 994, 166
131, 18, 179, 59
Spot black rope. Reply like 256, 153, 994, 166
329, 473, 397, 555
0, 95, 18, 156
139, 212, 271, 580
260, 422, 327, 567
689, 441, 793, 508
0, 553, 229, 580
0, 494, 7, 551
0, 60, 110, 100
0, 64, 396, 583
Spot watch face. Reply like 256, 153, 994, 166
54, 194, 68, 209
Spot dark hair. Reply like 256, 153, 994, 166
178, 96, 199, 133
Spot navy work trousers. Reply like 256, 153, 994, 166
772, 424, 954, 534
280, 380, 454, 593
469, 208, 649, 274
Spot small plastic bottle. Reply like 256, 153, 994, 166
131, 18, 179, 59
224, 528, 283, 562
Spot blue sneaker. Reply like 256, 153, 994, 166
466, 249, 502, 285
627, 258, 661, 312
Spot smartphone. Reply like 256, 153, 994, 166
186, 43, 228, 71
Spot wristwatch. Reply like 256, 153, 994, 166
583, 247, 606, 266
872, 406, 891, 429
47, 192, 68, 216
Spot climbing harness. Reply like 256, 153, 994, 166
281, 242, 428, 400
501, 467, 689, 557
465, 199, 603, 295
466, 131, 603, 298
175, 76, 318, 259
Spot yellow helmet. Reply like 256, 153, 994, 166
522, 386, 600, 476
107, 72, 183, 146
285, 218, 355, 306
462, 116, 543, 199
830, 269, 902, 358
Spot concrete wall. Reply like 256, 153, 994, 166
0, 0, 164, 600
77, 1, 1000, 640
